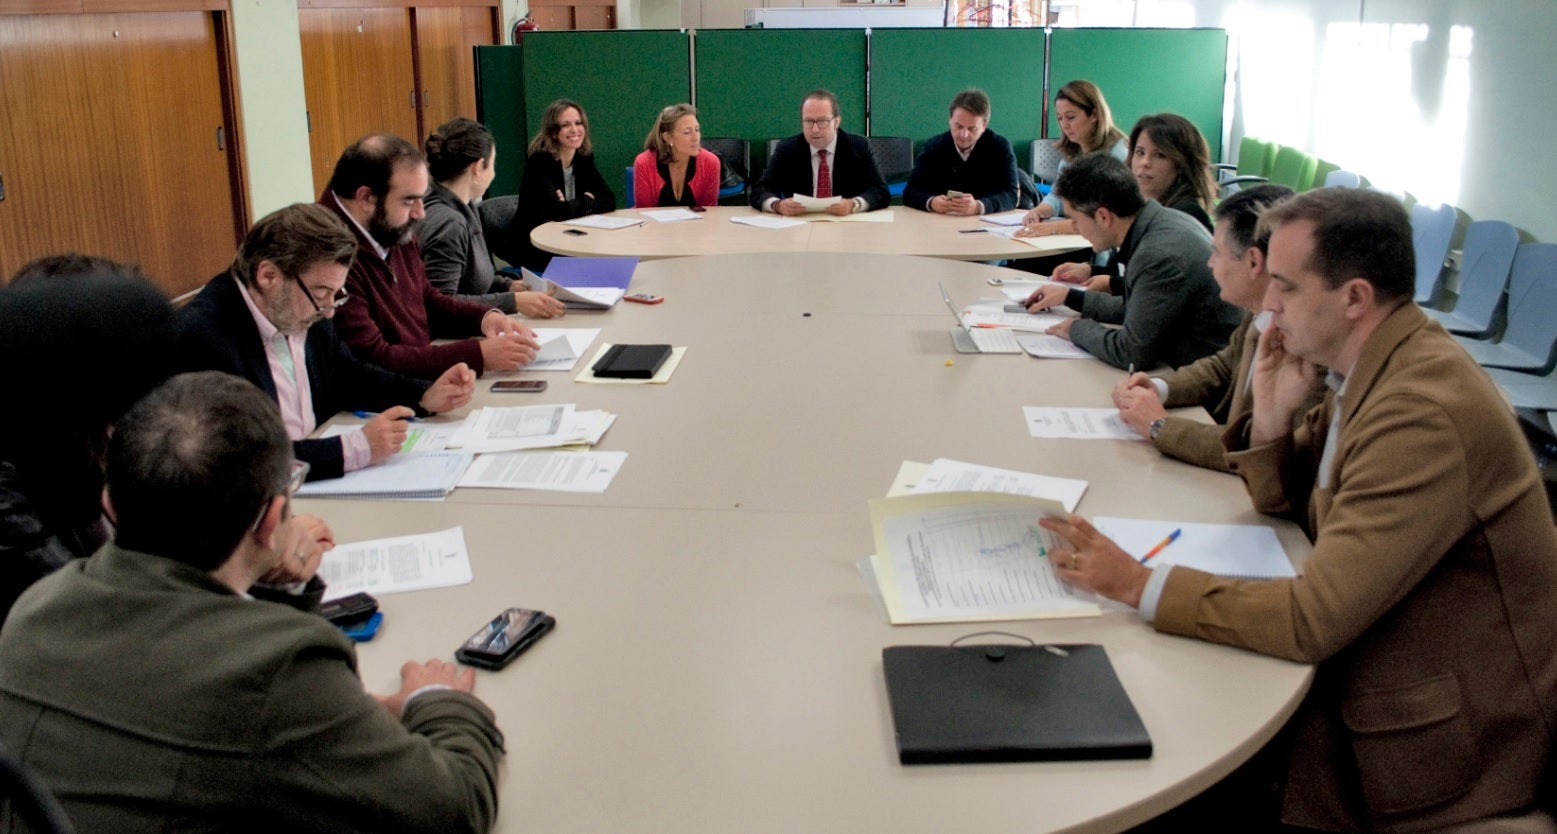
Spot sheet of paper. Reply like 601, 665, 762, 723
562, 214, 644, 230
869, 492, 1099, 623
458, 450, 627, 493
807, 209, 894, 223
533, 334, 576, 363
960, 303, 1068, 332
319, 526, 473, 600
639, 208, 704, 222
886, 461, 932, 497
986, 227, 1091, 250
793, 194, 843, 212
913, 458, 1088, 512
1093, 518, 1295, 578
295, 450, 472, 499
1023, 407, 1142, 441
1017, 333, 1094, 359
320, 422, 464, 454
574, 344, 687, 384
730, 214, 806, 230
525, 327, 600, 371
1000, 283, 1067, 302
451, 404, 615, 454
980, 209, 1027, 227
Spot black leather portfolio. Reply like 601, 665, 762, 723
881, 643, 1152, 764
591, 344, 672, 379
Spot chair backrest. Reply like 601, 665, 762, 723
1323, 169, 1362, 188
623, 166, 634, 208
1268, 145, 1318, 191
1410, 202, 1457, 304
1235, 136, 1276, 178
1498, 242, 1557, 370
866, 136, 913, 183
476, 194, 523, 266
1030, 139, 1064, 183
1310, 158, 1340, 191
1443, 220, 1519, 335
700, 136, 750, 187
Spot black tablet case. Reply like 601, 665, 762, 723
591, 343, 672, 379
881, 643, 1152, 764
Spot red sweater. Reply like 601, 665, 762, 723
321, 193, 494, 380
633, 148, 721, 209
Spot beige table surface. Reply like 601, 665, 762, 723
530, 206, 1091, 262
301, 253, 1312, 834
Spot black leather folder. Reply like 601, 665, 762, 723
881, 643, 1151, 764
591, 344, 672, 379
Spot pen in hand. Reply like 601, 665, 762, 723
354, 410, 418, 423
1139, 529, 1181, 564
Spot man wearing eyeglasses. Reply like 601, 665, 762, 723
179, 203, 475, 482
323, 133, 542, 380
0, 372, 505, 833
750, 89, 888, 217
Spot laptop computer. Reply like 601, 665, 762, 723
940, 281, 1021, 354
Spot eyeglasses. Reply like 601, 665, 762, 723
286, 459, 311, 495
802, 117, 836, 128
292, 274, 349, 312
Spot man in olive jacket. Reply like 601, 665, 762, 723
0, 372, 505, 834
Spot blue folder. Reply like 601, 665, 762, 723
542, 257, 638, 290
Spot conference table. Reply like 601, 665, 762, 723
530, 205, 1092, 262
300, 253, 1312, 834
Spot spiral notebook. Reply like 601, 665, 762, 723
296, 451, 473, 500
1092, 518, 1295, 579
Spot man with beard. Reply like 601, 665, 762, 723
322, 134, 540, 380
179, 203, 476, 482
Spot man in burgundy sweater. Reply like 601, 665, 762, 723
322, 134, 539, 380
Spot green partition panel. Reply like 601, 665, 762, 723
1047, 28, 1227, 161
694, 29, 868, 175
475, 45, 526, 197
869, 29, 1048, 166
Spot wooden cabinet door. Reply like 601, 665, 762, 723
413, 6, 497, 132
0, 12, 240, 295
299, 7, 419, 196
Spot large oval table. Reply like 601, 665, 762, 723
530, 205, 1092, 262
303, 253, 1312, 834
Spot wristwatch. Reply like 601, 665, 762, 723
1149, 417, 1168, 440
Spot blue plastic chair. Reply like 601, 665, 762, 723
1323, 170, 1362, 188
1410, 202, 1457, 305
1481, 365, 1557, 411
1423, 220, 1518, 338
1456, 242, 1557, 372
623, 167, 634, 209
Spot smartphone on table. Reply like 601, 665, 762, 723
455, 607, 555, 670
491, 380, 547, 393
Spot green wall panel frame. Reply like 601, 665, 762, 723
869, 28, 1048, 166
1046, 28, 1227, 161
475, 45, 526, 197
694, 29, 867, 174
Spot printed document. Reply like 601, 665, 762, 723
730, 214, 806, 230
458, 450, 627, 493
912, 458, 1088, 512
1023, 407, 1142, 440
525, 327, 600, 371
452, 405, 615, 454
319, 526, 473, 600
869, 492, 1100, 624
638, 208, 704, 223
1017, 333, 1093, 359
960, 301, 1068, 331
562, 214, 645, 230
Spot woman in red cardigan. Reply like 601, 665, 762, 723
633, 103, 721, 209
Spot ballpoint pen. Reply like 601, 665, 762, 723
353, 410, 417, 422
1139, 528, 1181, 564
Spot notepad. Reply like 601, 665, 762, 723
295, 450, 472, 500
882, 643, 1151, 764
1093, 518, 1296, 579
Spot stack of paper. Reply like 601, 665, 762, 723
521, 269, 624, 310
450, 404, 615, 454
296, 450, 473, 500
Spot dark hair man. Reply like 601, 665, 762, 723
1024, 152, 1243, 370
904, 88, 1020, 217
1041, 188, 1557, 831
0, 372, 505, 833
1111, 184, 1324, 471
322, 134, 540, 380
179, 203, 475, 481
750, 89, 889, 217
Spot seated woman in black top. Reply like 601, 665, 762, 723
515, 99, 616, 273
632, 103, 721, 210
1128, 113, 1216, 232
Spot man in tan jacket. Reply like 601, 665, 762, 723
1041, 188, 1557, 831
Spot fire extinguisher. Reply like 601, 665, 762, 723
511, 11, 538, 43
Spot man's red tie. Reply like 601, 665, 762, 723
816, 149, 832, 198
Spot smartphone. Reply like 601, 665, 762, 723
946, 190, 967, 198
624, 293, 663, 305
319, 592, 378, 626
455, 608, 555, 670
491, 380, 547, 393
563, 229, 587, 237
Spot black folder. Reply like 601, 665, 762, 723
591, 343, 672, 379
881, 643, 1152, 764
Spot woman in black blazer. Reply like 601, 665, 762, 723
516, 99, 617, 272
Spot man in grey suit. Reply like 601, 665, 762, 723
0, 372, 504, 834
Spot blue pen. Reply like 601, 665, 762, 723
353, 410, 417, 423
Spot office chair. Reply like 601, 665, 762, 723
1266, 145, 1318, 191
1029, 139, 1064, 187
700, 137, 750, 204
1482, 364, 1557, 411
1322, 169, 1363, 188
1423, 220, 1519, 338
476, 195, 523, 267
1410, 202, 1458, 305
1310, 158, 1340, 191
866, 136, 913, 199
1457, 242, 1557, 372
0, 742, 76, 834
623, 167, 634, 208
1213, 135, 1275, 194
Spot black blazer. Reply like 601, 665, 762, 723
749, 130, 889, 211
903, 129, 1020, 215
516, 150, 617, 271
177, 271, 430, 480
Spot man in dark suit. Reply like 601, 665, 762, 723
904, 88, 1019, 216
179, 203, 474, 481
750, 89, 888, 217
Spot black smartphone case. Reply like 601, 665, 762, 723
591, 344, 672, 379
454, 615, 556, 670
